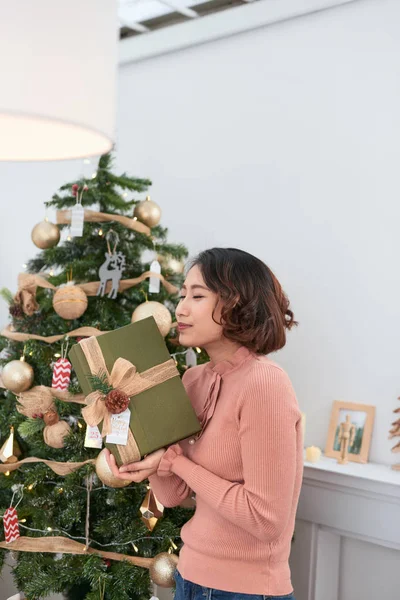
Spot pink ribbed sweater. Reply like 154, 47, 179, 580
148, 346, 303, 596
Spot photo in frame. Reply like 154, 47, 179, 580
325, 401, 376, 464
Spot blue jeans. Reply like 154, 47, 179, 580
173, 569, 296, 600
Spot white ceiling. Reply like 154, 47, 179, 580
118, 0, 255, 35
119, 0, 201, 31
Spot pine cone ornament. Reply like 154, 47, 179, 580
9, 304, 24, 318
105, 389, 130, 414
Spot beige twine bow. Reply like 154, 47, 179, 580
14, 273, 56, 316
80, 336, 179, 464
82, 358, 143, 437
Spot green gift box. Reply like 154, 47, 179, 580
69, 316, 201, 465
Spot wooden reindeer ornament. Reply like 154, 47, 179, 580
96, 230, 126, 299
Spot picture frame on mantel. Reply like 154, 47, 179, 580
325, 400, 376, 464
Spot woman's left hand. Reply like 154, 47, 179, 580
105, 448, 167, 483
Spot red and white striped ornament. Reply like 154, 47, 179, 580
52, 358, 72, 391
3, 507, 20, 543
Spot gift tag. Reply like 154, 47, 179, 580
149, 260, 161, 294
3, 507, 20, 544
84, 425, 103, 449
52, 357, 72, 391
70, 203, 85, 237
185, 347, 198, 368
106, 409, 131, 446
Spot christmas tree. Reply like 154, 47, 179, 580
0, 153, 207, 600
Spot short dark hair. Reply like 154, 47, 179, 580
188, 248, 297, 355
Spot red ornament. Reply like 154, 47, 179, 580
3, 507, 20, 543
52, 358, 72, 391
72, 184, 79, 192
105, 389, 130, 414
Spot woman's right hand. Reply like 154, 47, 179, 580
105, 448, 166, 483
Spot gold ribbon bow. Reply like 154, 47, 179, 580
80, 336, 179, 464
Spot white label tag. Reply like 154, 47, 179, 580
149, 260, 161, 294
70, 203, 85, 237
106, 409, 131, 446
84, 425, 103, 449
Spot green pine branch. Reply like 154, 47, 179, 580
18, 418, 46, 438
0, 287, 13, 305
88, 372, 113, 396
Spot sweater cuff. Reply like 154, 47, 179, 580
157, 443, 184, 477
170, 454, 199, 482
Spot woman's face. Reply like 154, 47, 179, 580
175, 265, 223, 349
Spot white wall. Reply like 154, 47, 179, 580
0, 0, 399, 472
0, 1, 399, 598
115, 0, 400, 466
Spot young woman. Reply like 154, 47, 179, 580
106, 248, 303, 600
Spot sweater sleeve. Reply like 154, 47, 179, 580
169, 364, 302, 543
148, 471, 192, 508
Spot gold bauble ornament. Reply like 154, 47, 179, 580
149, 552, 179, 588
31, 219, 60, 249
158, 255, 185, 275
134, 196, 161, 228
95, 449, 130, 488
131, 301, 172, 337
2, 358, 34, 394
53, 285, 88, 320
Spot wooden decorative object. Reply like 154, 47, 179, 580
325, 401, 375, 464
389, 396, 400, 471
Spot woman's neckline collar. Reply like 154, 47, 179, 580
206, 346, 254, 375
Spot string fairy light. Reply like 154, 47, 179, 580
12, 522, 180, 550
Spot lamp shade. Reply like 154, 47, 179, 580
0, 0, 118, 161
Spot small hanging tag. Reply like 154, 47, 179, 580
3, 507, 20, 544
186, 347, 198, 368
70, 203, 85, 237
52, 358, 72, 391
149, 260, 161, 294
106, 409, 131, 446
84, 425, 103, 449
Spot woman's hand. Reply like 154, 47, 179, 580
105, 448, 167, 483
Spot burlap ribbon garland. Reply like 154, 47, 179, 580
0, 326, 105, 344
0, 457, 94, 476
14, 273, 56, 316
15, 386, 86, 407
80, 336, 179, 464
57, 208, 151, 237
77, 270, 179, 297
0, 536, 152, 568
